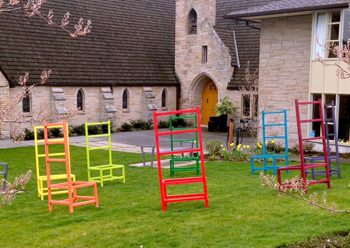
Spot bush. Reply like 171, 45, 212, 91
291, 142, 315, 154
158, 120, 170, 128
24, 128, 34, 140
204, 137, 222, 160
37, 129, 44, 139
70, 124, 85, 136
87, 125, 100, 135
101, 124, 109, 133
130, 119, 153, 130
265, 139, 284, 153
171, 118, 187, 128
49, 127, 62, 137
120, 122, 132, 132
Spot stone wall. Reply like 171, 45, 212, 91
175, 0, 234, 111
259, 15, 312, 146
0, 83, 177, 137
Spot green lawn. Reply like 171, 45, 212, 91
1, 145, 350, 248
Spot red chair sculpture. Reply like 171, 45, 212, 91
277, 99, 331, 193
43, 120, 99, 213
153, 107, 209, 211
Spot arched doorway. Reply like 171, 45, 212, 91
201, 81, 218, 125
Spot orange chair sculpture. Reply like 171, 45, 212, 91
153, 107, 209, 211
43, 120, 99, 213
34, 124, 76, 200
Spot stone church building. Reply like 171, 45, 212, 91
0, 0, 266, 137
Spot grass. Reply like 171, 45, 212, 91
1, 145, 350, 247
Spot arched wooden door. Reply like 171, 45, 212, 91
201, 81, 218, 125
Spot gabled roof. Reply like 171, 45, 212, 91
225, 0, 350, 19
0, 0, 179, 86
216, 0, 273, 89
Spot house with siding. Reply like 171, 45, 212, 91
225, 0, 350, 148
0, 0, 267, 137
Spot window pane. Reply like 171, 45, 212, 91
22, 92, 30, 113
329, 24, 340, 40
123, 90, 128, 109
242, 95, 250, 117
330, 10, 341, 23
188, 9, 197, 34
162, 90, 166, 108
253, 94, 258, 118
314, 12, 327, 59
312, 94, 322, 137
202, 46, 208, 63
342, 9, 350, 46
326, 42, 339, 58
338, 95, 350, 141
77, 90, 83, 110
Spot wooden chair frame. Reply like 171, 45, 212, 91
169, 115, 200, 176
34, 125, 76, 200
154, 107, 209, 211
305, 101, 341, 179
44, 120, 98, 213
277, 99, 331, 193
85, 121, 125, 186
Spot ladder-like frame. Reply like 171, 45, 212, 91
305, 101, 341, 179
85, 121, 125, 186
277, 99, 331, 193
34, 124, 76, 200
44, 120, 99, 213
251, 110, 289, 175
154, 107, 209, 211
169, 115, 200, 176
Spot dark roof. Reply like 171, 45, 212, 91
225, 0, 350, 19
215, 0, 273, 89
0, 0, 179, 86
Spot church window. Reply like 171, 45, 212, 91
22, 90, 30, 113
77, 89, 84, 111
188, 9, 197, 35
161, 89, 167, 108
122, 89, 129, 109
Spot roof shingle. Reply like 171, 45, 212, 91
0, 0, 179, 86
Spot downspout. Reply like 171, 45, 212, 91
232, 30, 240, 68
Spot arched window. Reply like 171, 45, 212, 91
22, 90, 30, 113
77, 89, 84, 111
161, 89, 167, 108
122, 89, 128, 109
188, 9, 197, 34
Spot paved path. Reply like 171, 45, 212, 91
0, 127, 256, 154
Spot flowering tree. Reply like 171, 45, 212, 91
0, 0, 91, 141
260, 172, 350, 214
0, 0, 91, 204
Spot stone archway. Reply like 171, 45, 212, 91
188, 73, 218, 125
201, 81, 218, 125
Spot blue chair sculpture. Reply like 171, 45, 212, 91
0, 162, 8, 190
251, 110, 289, 175
305, 101, 341, 179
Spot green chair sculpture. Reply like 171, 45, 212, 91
85, 121, 125, 186
169, 115, 200, 177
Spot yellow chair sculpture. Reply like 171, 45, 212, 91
34, 124, 76, 200
85, 121, 125, 186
